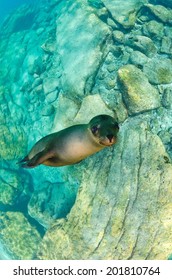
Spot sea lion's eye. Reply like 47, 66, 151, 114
91, 125, 98, 134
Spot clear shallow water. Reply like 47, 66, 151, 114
0, 0, 35, 22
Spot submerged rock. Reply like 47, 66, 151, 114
143, 58, 172, 85
129, 50, 148, 66
144, 4, 172, 24
162, 87, 172, 109
125, 35, 157, 57
37, 120, 172, 260
0, 169, 31, 207
74, 94, 114, 123
102, 0, 146, 29
56, 0, 111, 97
0, 212, 41, 259
28, 180, 78, 228
0, 125, 27, 161
118, 64, 160, 115
143, 20, 164, 39
161, 36, 172, 54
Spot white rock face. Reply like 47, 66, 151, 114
55, 0, 111, 97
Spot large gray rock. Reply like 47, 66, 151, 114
37, 119, 172, 260
143, 57, 172, 85
102, 0, 146, 29
118, 64, 160, 115
55, 0, 111, 98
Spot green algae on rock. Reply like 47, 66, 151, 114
0, 212, 41, 260
118, 64, 160, 115
0, 125, 27, 161
143, 58, 172, 85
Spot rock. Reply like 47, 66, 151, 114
143, 20, 164, 38
161, 37, 172, 54
36, 27, 44, 35
46, 89, 59, 104
37, 120, 172, 260
107, 18, 118, 29
74, 94, 114, 124
43, 77, 60, 94
23, 52, 45, 75
0, 212, 41, 259
162, 87, 172, 109
87, 0, 104, 9
158, 130, 171, 146
55, 0, 111, 97
118, 64, 160, 115
125, 35, 157, 57
32, 77, 43, 89
41, 105, 55, 116
165, 26, 172, 39
144, 4, 172, 24
0, 169, 31, 207
112, 30, 125, 44
52, 93, 80, 132
96, 7, 109, 21
102, 0, 146, 29
41, 39, 56, 54
0, 124, 27, 161
28, 181, 78, 228
129, 50, 148, 66
143, 58, 172, 85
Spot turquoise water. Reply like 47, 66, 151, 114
0, 0, 35, 22
0, 0, 172, 260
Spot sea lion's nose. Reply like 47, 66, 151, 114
107, 134, 114, 142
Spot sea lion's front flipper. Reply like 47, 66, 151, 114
20, 149, 51, 168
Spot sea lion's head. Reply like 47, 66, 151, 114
89, 114, 119, 146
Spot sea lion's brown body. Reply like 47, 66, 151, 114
19, 115, 119, 168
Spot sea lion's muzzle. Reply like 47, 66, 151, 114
99, 134, 116, 146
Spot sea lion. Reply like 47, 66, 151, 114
18, 114, 119, 168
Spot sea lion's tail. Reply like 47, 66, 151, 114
17, 156, 29, 165
17, 155, 34, 168
17, 150, 49, 168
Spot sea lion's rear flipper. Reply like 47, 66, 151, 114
19, 149, 51, 168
